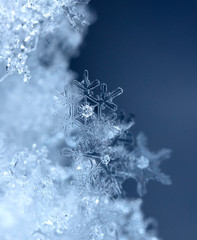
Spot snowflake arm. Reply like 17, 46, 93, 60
99, 83, 123, 111
74, 70, 100, 96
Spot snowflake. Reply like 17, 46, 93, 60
53, 70, 123, 131
131, 133, 172, 196
61, 122, 133, 198
55, 72, 171, 199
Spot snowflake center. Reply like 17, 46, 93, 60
81, 104, 94, 118
137, 156, 149, 169
101, 155, 110, 165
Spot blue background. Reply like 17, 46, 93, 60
71, 1, 197, 239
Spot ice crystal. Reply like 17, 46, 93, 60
74, 70, 123, 120
56, 71, 171, 199
0, 1, 172, 237
0, 0, 90, 82
131, 133, 172, 196
74, 70, 100, 95
0, 145, 70, 240
53, 70, 123, 132
0, 69, 171, 240
0, 142, 160, 240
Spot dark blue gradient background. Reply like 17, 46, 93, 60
71, 1, 197, 239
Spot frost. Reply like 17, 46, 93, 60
114, 199, 160, 240
0, 0, 90, 82
0, 70, 171, 240
0, 2, 171, 239
0, 142, 160, 240
0, 145, 73, 240
0, 13, 89, 149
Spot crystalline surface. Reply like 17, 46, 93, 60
0, 70, 171, 240
0, 0, 90, 82
0, 1, 171, 236
0, 142, 161, 240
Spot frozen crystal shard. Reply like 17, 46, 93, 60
74, 70, 100, 96
98, 83, 123, 111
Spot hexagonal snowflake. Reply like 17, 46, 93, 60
53, 70, 123, 131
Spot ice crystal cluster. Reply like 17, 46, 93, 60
0, 0, 90, 82
0, 1, 171, 240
